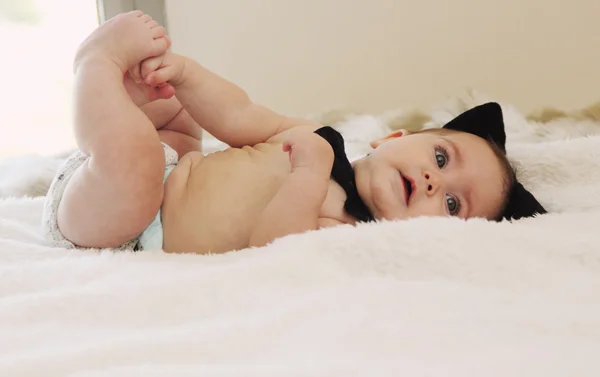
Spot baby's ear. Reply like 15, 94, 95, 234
369, 129, 410, 148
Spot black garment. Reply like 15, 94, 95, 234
314, 126, 375, 223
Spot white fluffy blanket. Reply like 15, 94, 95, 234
2, 93, 600, 376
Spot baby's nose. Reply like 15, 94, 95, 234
423, 171, 441, 196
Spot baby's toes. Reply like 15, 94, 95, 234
148, 36, 169, 59
156, 83, 175, 100
151, 25, 167, 40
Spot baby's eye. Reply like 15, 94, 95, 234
446, 194, 460, 215
435, 148, 448, 168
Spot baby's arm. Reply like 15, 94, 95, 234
143, 53, 321, 147
248, 132, 334, 248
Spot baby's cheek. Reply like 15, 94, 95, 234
408, 198, 445, 218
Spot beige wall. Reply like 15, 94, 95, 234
165, 0, 600, 116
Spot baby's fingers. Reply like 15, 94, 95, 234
140, 55, 164, 80
145, 65, 177, 87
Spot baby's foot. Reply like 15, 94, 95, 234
74, 10, 170, 73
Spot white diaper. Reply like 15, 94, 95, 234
41, 143, 178, 251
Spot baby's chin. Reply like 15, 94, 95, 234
356, 187, 393, 221
354, 164, 408, 221
354, 162, 386, 220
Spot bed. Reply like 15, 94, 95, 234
2, 91, 600, 376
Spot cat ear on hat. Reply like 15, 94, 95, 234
501, 181, 548, 221
442, 102, 507, 153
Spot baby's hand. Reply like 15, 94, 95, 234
146, 51, 185, 88
127, 50, 185, 90
283, 131, 333, 176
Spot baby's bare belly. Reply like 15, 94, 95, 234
161, 143, 291, 254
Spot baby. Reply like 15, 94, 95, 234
42, 11, 546, 254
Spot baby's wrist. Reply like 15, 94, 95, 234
168, 55, 189, 88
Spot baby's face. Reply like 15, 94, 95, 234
353, 129, 507, 221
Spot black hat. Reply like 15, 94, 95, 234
442, 102, 547, 220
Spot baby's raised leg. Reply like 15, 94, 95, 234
56, 11, 171, 248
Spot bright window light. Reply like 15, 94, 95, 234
0, 0, 99, 160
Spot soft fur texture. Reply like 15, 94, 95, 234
1, 92, 600, 376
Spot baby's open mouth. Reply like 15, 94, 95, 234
401, 175, 413, 205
